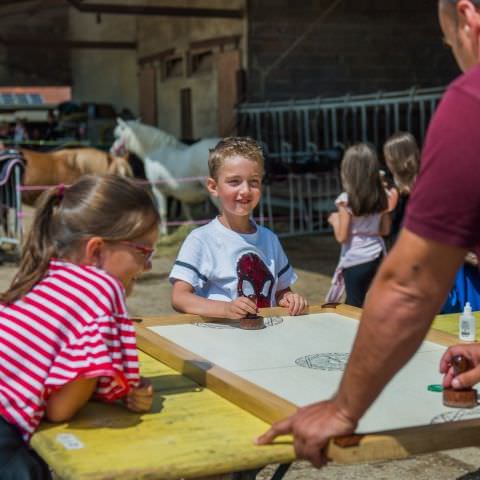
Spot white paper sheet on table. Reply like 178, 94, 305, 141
149, 312, 480, 433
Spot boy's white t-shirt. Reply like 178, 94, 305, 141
169, 217, 297, 307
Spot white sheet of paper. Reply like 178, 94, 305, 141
149, 313, 480, 433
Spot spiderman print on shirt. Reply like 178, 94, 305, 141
236, 252, 274, 307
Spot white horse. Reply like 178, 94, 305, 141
111, 118, 220, 234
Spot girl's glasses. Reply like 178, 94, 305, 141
121, 241, 155, 265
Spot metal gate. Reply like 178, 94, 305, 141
239, 86, 445, 237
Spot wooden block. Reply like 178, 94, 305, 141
239, 316, 265, 330
443, 387, 478, 408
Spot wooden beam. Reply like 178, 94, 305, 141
0, 36, 136, 49
189, 34, 241, 51
138, 47, 175, 66
65, 0, 243, 18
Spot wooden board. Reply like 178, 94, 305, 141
31, 351, 294, 480
135, 304, 480, 464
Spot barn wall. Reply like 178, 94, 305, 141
136, 0, 245, 139
247, 0, 459, 101
69, 10, 138, 115
0, 5, 70, 86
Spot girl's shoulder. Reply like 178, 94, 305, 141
48, 260, 128, 318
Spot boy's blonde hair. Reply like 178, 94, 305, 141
383, 132, 420, 193
208, 137, 264, 180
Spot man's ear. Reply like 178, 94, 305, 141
83, 237, 105, 267
207, 177, 218, 197
458, 0, 480, 33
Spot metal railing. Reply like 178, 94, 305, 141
239, 86, 446, 237
0, 164, 23, 251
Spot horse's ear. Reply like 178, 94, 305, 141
117, 117, 127, 127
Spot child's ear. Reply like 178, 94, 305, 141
207, 177, 218, 197
84, 237, 104, 267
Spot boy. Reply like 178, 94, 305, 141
170, 137, 308, 319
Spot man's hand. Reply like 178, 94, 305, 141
440, 344, 480, 389
223, 297, 258, 319
125, 377, 154, 413
277, 291, 308, 316
256, 399, 357, 468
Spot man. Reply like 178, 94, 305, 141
257, 0, 480, 467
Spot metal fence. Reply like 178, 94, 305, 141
0, 163, 23, 251
240, 86, 445, 236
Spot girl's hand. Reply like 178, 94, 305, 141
328, 212, 339, 228
125, 377, 153, 413
224, 297, 258, 319
278, 291, 308, 316
465, 252, 478, 267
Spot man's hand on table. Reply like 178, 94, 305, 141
256, 399, 357, 468
440, 344, 480, 389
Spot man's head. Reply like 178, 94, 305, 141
439, 0, 480, 71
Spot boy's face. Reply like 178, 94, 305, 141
207, 155, 263, 218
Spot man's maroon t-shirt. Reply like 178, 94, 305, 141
405, 64, 480, 249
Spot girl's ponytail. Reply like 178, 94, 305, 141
1, 187, 62, 304
1, 175, 159, 305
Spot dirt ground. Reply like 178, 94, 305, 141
2, 220, 480, 479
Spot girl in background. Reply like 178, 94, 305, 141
0, 174, 159, 479
327, 143, 391, 307
383, 131, 420, 246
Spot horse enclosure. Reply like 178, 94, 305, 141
238, 86, 444, 237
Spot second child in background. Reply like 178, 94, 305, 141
326, 143, 391, 308
383, 131, 420, 246
170, 137, 308, 318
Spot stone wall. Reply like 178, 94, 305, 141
247, 0, 459, 101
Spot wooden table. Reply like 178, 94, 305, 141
31, 305, 480, 478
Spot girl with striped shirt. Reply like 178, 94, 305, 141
0, 174, 159, 479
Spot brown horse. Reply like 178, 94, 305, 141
21, 147, 133, 204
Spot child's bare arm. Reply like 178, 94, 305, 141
328, 205, 351, 243
276, 288, 308, 316
379, 212, 392, 236
45, 377, 97, 423
171, 279, 257, 319
387, 187, 399, 212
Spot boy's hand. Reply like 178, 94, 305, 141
224, 297, 258, 319
440, 345, 480, 389
278, 291, 308, 316
125, 377, 153, 413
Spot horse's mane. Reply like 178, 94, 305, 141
126, 121, 182, 155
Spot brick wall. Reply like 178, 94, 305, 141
247, 0, 459, 101
0, 7, 70, 86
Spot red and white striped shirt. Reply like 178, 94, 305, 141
0, 259, 140, 441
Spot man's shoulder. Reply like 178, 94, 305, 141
448, 65, 480, 102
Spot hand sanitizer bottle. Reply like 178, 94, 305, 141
459, 302, 476, 342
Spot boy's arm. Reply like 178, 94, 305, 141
171, 279, 257, 319
276, 287, 308, 316
45, 377, 97, 422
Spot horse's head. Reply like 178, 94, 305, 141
111, 117, 143, 158
108, 154, 134, 177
